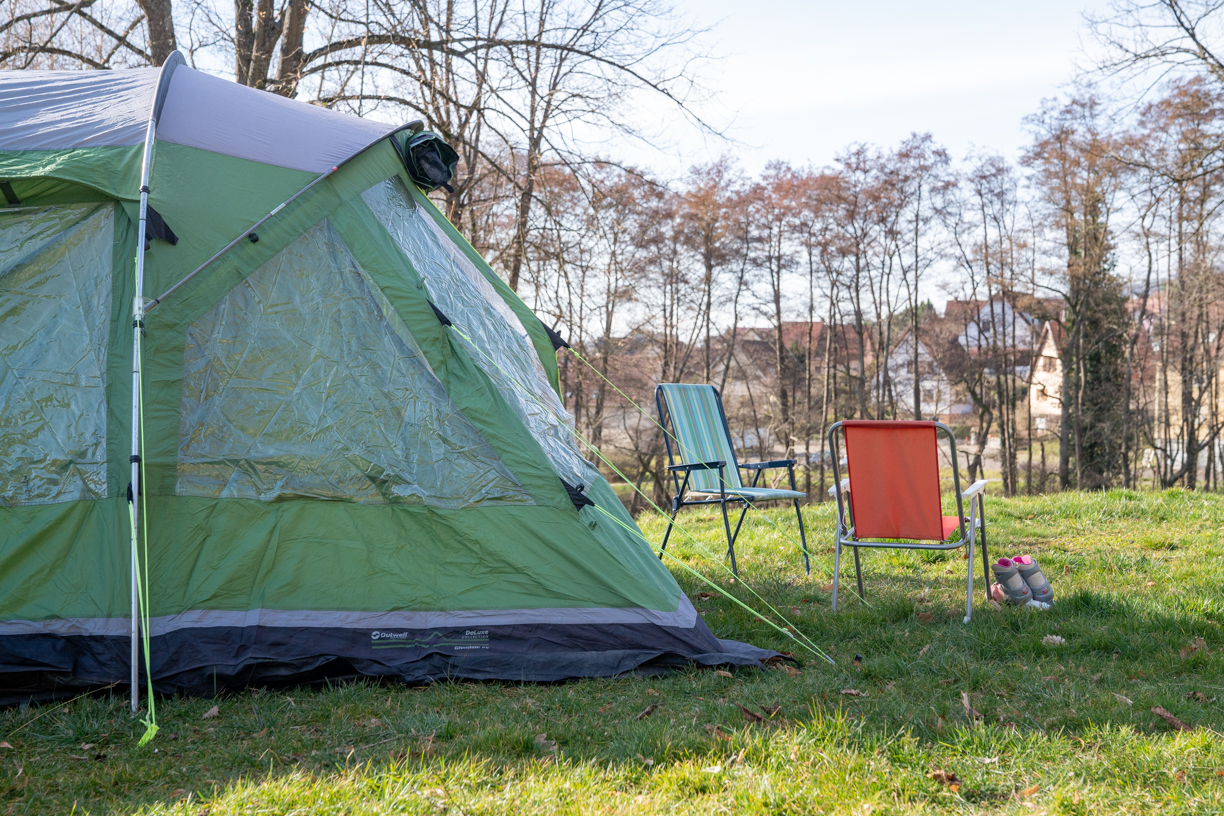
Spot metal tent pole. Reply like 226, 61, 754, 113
128, 51, 185, 715
129, 110, 155, 715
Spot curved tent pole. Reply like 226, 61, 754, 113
129, 50, 184, 715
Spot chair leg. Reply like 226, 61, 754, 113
729, 502, 750, 548
720, 500, 738, 576
832, 537, 842, 612
964, 521, 976, 624
793, 499, 811, 575
978, 500, 991, 601
853, 546, 864, 599
659, 499, 679, 561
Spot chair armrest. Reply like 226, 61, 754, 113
667, 460, 725, 473
739, 459, 796, 470
827, 477, 850, 497
961, 479, 989, 499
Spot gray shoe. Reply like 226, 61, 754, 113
991, 558, 1032, 605
1013, 555, 1053, 604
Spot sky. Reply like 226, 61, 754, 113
625, 0, 1111, 176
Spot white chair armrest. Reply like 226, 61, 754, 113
961, 479, 988, 499
827, 478, 850, 497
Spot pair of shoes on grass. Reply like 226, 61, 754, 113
990, 556, 1053, 609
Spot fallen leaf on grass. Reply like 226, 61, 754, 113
0, 742, 12, 749
704, 724, 731, 741
79, 743, 94, 751
760, 703, 781, 718
1180, 637, 1208, 659
821, 583, 835, 592
780, 664, 800, 677
1151, 706, 1193, 732
645, 688, 660, 696
1145, 581, 1155, 587
840, 689, 866, 697
918, 644, 930, 658
534, 733, 556, 752
917, 612, 935, 624
1186, 691, 1214, 703
67, 754, 89, 761
1042, 635, 1066, 646
928, 769, 960, 792
202, 705, 219, 719
171, 788, 187, 798
790, 607, 802, 617
961, 692, 983, 724
701, 764, 722, 773
1018, 784, 1039, 798
410, 735, 437, 759
598, 704, 612, 714
1174, 770, 1187, 783
885, 681, 896, 692
635, 753, 654, 767
635, 704, 660, 720
735, 704, 765, 724
1113, 693, 1133, 706
696, 592, 714, 600
714, 670, 733, 679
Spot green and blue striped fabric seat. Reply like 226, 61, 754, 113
658, 384, 804, 501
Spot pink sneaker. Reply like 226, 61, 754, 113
1013, 555, 1054, 604
990, 558, 1031, 605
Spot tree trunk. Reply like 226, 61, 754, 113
274, 0, 309, 97
136, 0, 177, 66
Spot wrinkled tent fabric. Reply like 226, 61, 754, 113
0, 60, 773, 701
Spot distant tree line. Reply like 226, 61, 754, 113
7, 0, 1224, 503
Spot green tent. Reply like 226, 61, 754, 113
0, 55, 771, 701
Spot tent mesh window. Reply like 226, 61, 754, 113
363, 179, 595, 486
175, 218, 532, 508
0, 204, 113, 506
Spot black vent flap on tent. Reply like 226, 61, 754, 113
144, 205, 178, 250
403, 131, 459, 192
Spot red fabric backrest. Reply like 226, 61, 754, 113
842, 420, 944, 541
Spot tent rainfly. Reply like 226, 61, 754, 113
0, 54, 772, 705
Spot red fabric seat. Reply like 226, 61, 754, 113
843, 420, 947, 541
942, 516, 962, 541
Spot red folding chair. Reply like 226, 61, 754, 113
826, 420, 990, 622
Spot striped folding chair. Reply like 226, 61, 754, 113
655, 383, 810, 575
826, 420, 990, 622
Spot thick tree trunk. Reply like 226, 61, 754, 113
274, 0, 309, 97
1058, 325, 1074, 490
136, 0, 176, 65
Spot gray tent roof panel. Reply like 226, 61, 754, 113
0, 63, 396, 173
0, 68, 159, 151
157, 67, 394, 173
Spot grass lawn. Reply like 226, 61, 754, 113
2, 489, 1223, 814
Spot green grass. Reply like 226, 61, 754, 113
3, 489, 1223, 814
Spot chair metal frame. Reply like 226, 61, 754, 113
826, 419, 990, 623
655, 384, 811, 576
